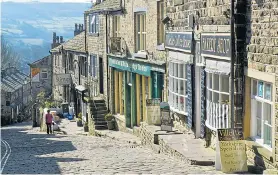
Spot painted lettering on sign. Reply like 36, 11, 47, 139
201, 34, 231, 58
165, 32, 192, 52
54, 74, 72, 85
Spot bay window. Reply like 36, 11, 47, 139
168, 61, 187, 114
251, 79, 273, 149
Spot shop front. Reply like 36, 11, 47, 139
201, 33, 231, 133
165, 32, 195, 132
108, 55, 165, 128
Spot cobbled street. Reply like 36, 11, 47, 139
1, 122, 220, 174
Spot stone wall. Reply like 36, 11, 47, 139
246, 0, 278, 168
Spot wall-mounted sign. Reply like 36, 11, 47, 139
165, 32, 193, 53
201, 33, 231, 59
53, 74, 72, 86
109, 56, 164, 77
217, 128, 248, 173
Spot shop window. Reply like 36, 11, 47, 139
135, 12, 146, 52
89, 14, 99, 34
251, 79, 273, 149
113, 16, 120, 37
206, 73, 229, 103
157, 0, 164, 45
168, 62, 187, 113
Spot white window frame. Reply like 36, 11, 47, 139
206, 73, 229, 104
251, 79, 273, 150
135, 12, 146, 52
89, 14, 99, 34
168, 61, 187, 115
41, 69, 48, 79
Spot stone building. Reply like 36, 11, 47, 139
243, 0, 278, 169
1, 67, 30, 124
50, 28, 89, 121
90, 0, 167, 131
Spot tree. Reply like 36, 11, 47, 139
1, 36, 20, 70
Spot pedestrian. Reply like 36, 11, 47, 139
45, 110, 53, 134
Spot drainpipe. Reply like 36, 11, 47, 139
229, 0, 235, 129
106, 13, 110, 113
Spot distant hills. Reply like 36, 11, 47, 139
1, 2, 91, 73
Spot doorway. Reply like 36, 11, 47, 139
99, 57, 104, 94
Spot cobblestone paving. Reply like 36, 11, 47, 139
1, 122, 221, 174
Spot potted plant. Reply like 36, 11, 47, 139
84, 122, 89, 132
77, 112, 83, 127
105, 113, 114, 130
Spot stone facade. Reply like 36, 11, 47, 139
244, 0, 278, 169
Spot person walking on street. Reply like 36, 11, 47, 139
45, 110, 53, 134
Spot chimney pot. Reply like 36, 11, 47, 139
60, 36, 63, 43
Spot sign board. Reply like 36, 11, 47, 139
31, 68, 40, 82
53, 74, 72, 86
165, 32, 193, 53
146, 98, 161, 125
217, 128, 248, 173
201, 33, 231, 59
160, 102, 172, 131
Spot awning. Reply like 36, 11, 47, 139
75, 85, 86, 92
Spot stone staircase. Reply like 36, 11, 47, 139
90, 99, 108, 130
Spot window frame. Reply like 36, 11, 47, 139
89, 14, 99, 34
113, 16, 120, 37
157, 0, 165, 45
251, 79, 273, 150
41, 69, 48, 79
168, 61, 188, 114
135, 12, 146, 52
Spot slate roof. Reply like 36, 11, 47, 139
50, 32, 85, 53
1, 68, 29, 92
29, 55, 50, 67
85, 0, 122, 13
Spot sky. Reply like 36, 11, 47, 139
1, 0, 91, 3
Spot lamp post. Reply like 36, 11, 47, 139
229, 0, 235, 129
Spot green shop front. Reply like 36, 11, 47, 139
108, 55, 165, 128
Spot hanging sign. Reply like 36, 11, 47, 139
217, 128, 248, 173
31, 68, 40, 82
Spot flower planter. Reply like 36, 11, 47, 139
84, 125, 89, 132
77, 120, 83, 127
107, 121, 114, 130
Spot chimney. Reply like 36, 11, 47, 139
75, 23, 78, 32
53, 32, 56, 44
60, 36, 63, 43
79, 24, 82, 31
56, 36, 60, 43
81, 24, 84, 31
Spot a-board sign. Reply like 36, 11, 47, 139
146, 98, 161, 125
217, 128, 248, 173
160, 102, 172, 131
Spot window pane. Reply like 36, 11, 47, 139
221, 94, 229, 103
252, 80, 257, 96
175, 79, 178, 93
264, 84, 271, 100
209, 73, 212, 89
137, 33, 140, 51
184, 65, 187, 79
136, 15, 140, 32
264, 103, 271, 125
179, 64, 184, 78
175, 94, 178, 109
179, 95, 185, 111
258, 81, 264, 98
256, 101, 262, 138
264, 125, 272, 147
179, 80, 184, 95
213, 74, 219, 91
213, 92, 219, 103
221, 75, 229, 93
143, 34, 146, 50
184, 80, 187, 95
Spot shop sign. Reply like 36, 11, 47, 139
146, 98, 161, 125
217, 128, 248, 173
108, 56, 152, 76
160, 102, 172, 131
201, 33, 231, 59
165, 32, 193, 53
53, 74, 72, 85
